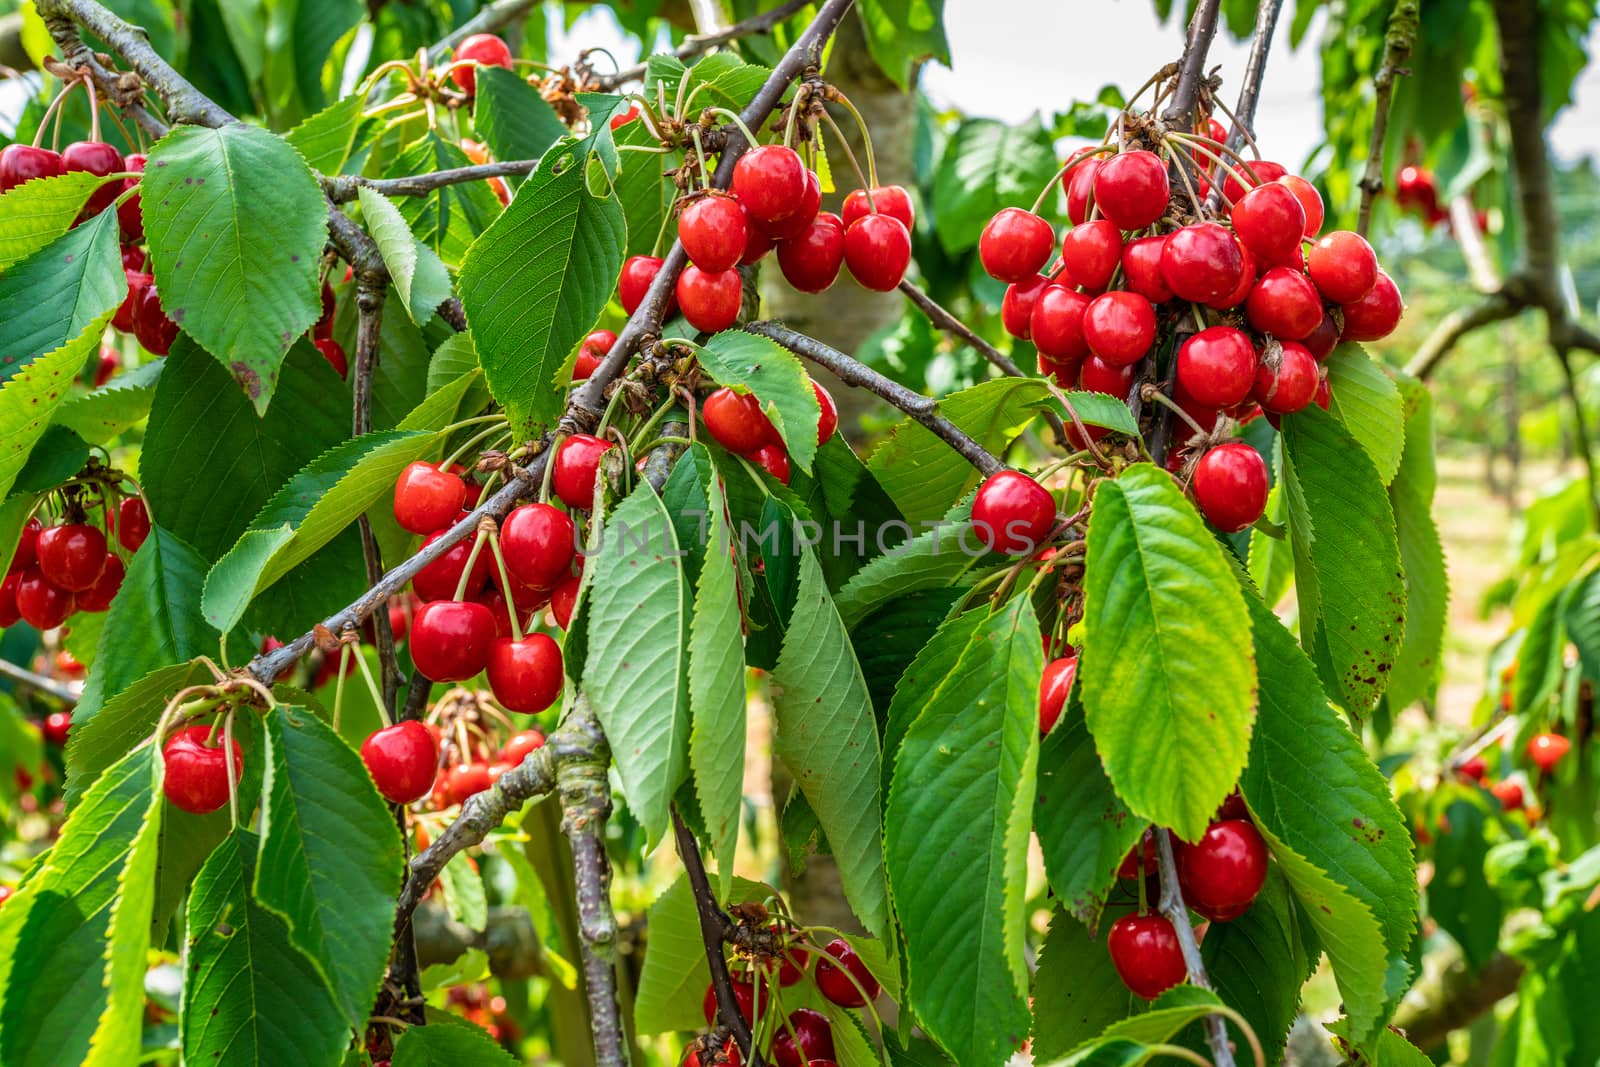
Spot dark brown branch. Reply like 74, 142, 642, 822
0, 657, 79, 703
324, 161, 541, 204
1159, 0, 1225, 130
746, 321, 1003, 476
1355, 1, 1419, 238
592, 0, 811, 90
674, 809, 764, 1067
352, 279, 402, 712
1404, 285, 1527, 380
429, 0, 540, 63
898, 279, 1025, 378
1154, 829, 1238, 1067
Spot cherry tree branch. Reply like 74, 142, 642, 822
1154, 829, 1238, 1067
897, 279, 1025, 378
1404, 283, 1528, 380
352, 279, 402, 712
1226, 0, 1281, 150
1355, 0, 1419, 238
592, 0, 812, 90
324, 161, 542, 203
0, 657, 79, 703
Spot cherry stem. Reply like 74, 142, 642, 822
332, 643, 352, 733
1142, 387, 1209, 437
83, 74, 100, 143
594, 377, 631, 438
631, 394, 685, 452
222, 707, 239, 829
1031, 145, 1117, 216
817, 108, 873, 212
1143, 1046, 1212, 1067
782, 89, 803, 150
538, 435, 564, 503
690, 126, 712, 194
360, 58, 417, 95
1168, 131, 1260, 194
486, 532, 524, 643
440, 421, 508, 472
452, 527, 489, 602
827, 88, 879, 191
351, 635, 392, 728
706, 107, 759, 152
31, 76, 82, 150
622, 92, 669, 143
1042, 382, 1114, 470
1165, 142, 1206, 216
1206, 89, 1265, 160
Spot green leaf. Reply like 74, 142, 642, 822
834, 500, 984, 629
10, 424, 89, 495
0, 206, 122, 386
184, 832, 349, 1067
1282, 404, 1406, 713
391, 132, 504, 268
0, 693, 43, 805
885, 597, 1040, 1066
1566, 566, 1600, 683
1385, 377, 1447, 709
357, 187, 453, 326
857, 0, 950, 89
1100, 985, 1224, 1046
632, 873, 776, 1034
695, 331, 822, 473
614, 116, 677, 260
439, 851, 489, 933
1428, 798, 1503, 968
1325, 1017, 1432, 1065
881, 604, 987, 800
1515, 586, 1569, 716
581, 483, 689, 846
1059, 390, 1139, 435
0, 312, 115, 501
1080, 464, 1256, 840
772, 546, 890, 938
867, 378, 1053, 523
1031, 908, 1143, 1061
285, 93, 367, 174
52, 358, 164, 445
142, 124, 327, 411
1200, 867, 1317, 1066
0, 171, 107, 269
65, 661, 212, 804
644, 54, 771, 115
254, 705, 404, 1026
392, 1018, 521, 1067
0, 745, 162, 1067
931, 118, 1059, 253
472, 66, 568, 180
1324, 343, 1405, 485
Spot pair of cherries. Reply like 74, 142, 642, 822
699, 378, 839, 485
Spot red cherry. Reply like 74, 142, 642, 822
114, 269, 151, 333
1060, 219, 1122, 291
361, 721, 439, 804
92, 346, 118, 387
476, 587, 519, 639
703, 388, 777, 454
12, 518, 41, 573
1230, 182, 1306, 266
1253, 341, 1319, 414
411, 600, 495, 682
122, 245, 149, 272
815, 938, 879, 1007
1203, 116, 1228, 142
610, 104, 639, 130
503, 729, 545, 765
1161, 223, 1243, 305
1177, 819, 1269, 922
679, 193, 749, 273
1457, 755, 1488, 781
813, 380, 838, 446
841, 184, 915, 231
133, 284, 179, 355
75, 554, 125, 611
1221, 159, 1287, 205
1526, 733, 1570, 773
552, 434, 615, 510
118, 153, 147, 241
412, 529, 493, 602
37, 523, 107, 592
1339, 271, 1403, 342
1063, 153, 1102, 225
676, 265, 742, 333
551, 574, 580, 630
1107, 913, 1187, 1000
42, 711, 72, 746
394, 462, 467, 534
1491, 779, 1525, 811
1278, 175, 1324, 237
502, 503, 577, 590
619, 255, 668, 316
162, 725, 244, 814
701, 978, 758, 1026
740, 224, 775, 265
1031, 286, 1091, 366
314, 338, 348, 379
777, 211, 845, 293
1395, 165, 1439, 214
1121, 234, 1173, 304
1079, 355, 1135, 400
1117, 830, 1158, 879
0, 144, 66, 192
14, 570, 73, 629
443, 762, 494, 805
1176, 326, 1256, 407
1245, 267, 1324, 341
62, 141, 125, 217
1191, 443, 1269, 533
314, 279, 336, 340
971, 471, 1055, 555
487, 633, 564, 713
1039, 654, 1077, 735
843, 214, 912, 292
1001, 274, 1052, 340
573, 329, 616, 380
1092, 150, 1169, 230
113, 497, 150, 554
0, 574, 20, 628
450, 33, 513, 95
979, 207, 1054, 283
757, 169, 821, 241
1307, 231, 1378, 304
1212, 236, 1256, 310
732, 145, 808, 228
1082, 291, 1156, 367
743, 442, 791, 485
1302, 310, 1341, 360
771, 1008, 835, 1067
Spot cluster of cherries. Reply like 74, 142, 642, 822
698, 376, 839, 486
0, 495, 148, 632
1450, 730, 1572, 816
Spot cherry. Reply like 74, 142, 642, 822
503, 729, 545, 765
1457, 755, 1488, 781
0, 144, 65, 192
1060, 219, 1122, 291
412, 529, 493, 602
732, 145, 808, 228
1213, 236, 1257, 309
12, 518, 41, 572
676, 265, 742, 333
114, 269, 151, 333
1312, 374, 1332, 414
1083, 291, 1156, 367
610, 104, 639, 130
1079, 355, 1135, 399
815, 938, 879, 1007
315, 279, 337, 340
1121, 234, 1173, 303
1064, 155, 1101, 225
1491, 779, 1524, 811
679, 193, 749, 273
487, 633, 564, 713
1230, 181, 1305, 265
75, 554, 125, 611
62, 141, 125, 217
703, 387, 777, 454
1339, 271, 1403, 342
133, 284, 179, 355
841, 184, 915, 231
1031, 286, 1092, 368
740, 224, 775, 265
118, 153, 147, 241
1178, 818, 1269, 921
122, 245, 149, 272
1221, 159, 1287, 205
1253, 340, 1319, 414
450, 33, 513, 95
1278, 175, 1324, 237
771, 1008, 835, 1067
813, 380, 838, 445
1176, 326, 1256, 407
1301, 309, 1341, 360
551, 574, 580, 630
777, 211, 845, 293
1161, 223, 1243, 305
1191, 443, 1269, 533
1107, 913, 1187, 1000
442, 762, 493, 806
1001, 274, 1052, 340
314, 338, 348, 379
393, 463, 466, 535
0, 574, 19, 628
502, 503, 577, 590
619, 255, 667, 316
1203, 116, 1228, 143
477, 587, 517, 639
1092, 149, 1169, 230
37, 523, 107, 592
744, 443, 791, 485
1215, 790, 1248, 821
42, 711, 72, 746
1038, 654, 1077, 735
1245, 267, 1323, 341
1395, 165, 1439, 214
701, 978, 759, 1026
979, 207, 1054, 283
111, 498, 149, 555
15, 570, 73, 629
92, 346, 118, 386
161, 725, 244, 814
843, 214, 912, 292
757, 168, 821, 241
1526, 733, 1570, 773
552, 434, 615, 510
573, 329, 616, 380
1306, 231, 1378, 304
1117, 830, 1158, 879
411, 599, 495, 682
361, 721, 439, 803
971, 470, 1055, 555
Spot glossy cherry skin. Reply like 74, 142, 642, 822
1340, 271, 1403, 342
394, 462, 467, 534
812, 380, 838, 445
841, 184, 915, 231
0, 574, 20, 628
979, 207, 1054, 283
744, 442, 791, 485
1060, 219, 1122, 292
1176, 326, 1256, 407
1278, 175, 1324, 237
1001, 274, 1052, 340
1492, 779, 1525, 811
1030, 286, 1091, 365
1161, 223, 1244, 305
134, 285, 180, 355
487, 633, 564, 713
15, 569, 74, 629
703, 387, 777, 454
412, 529, 493, 602
1079, 355, 1135, 400
772, 1008, 835, 1067
1302, 309, 1341, 360
1458, 755, 1488, 781
815, 938, 879, 1007
1092, 150, 1169, 230
12, 517, 41, 572
1395, 164, 1439, 214
62, 141, 125, 216
1221, 159, 1287, 205
162, 726, 244, 815
550, 574, 580, 630
777, 211, 845, 293
1178, 818, 1269, 921
679, 193, 749, 273
91, 347, 118, 387
37, 523, 107, 592
1214, 236, 1257, 309
573, 329, 615, 379
1246, 267, 1324, 341
1230, 181, 1306, 265
1039, 654, 1077, 735
972, 470, 1056, 555
75, 554, 125, 611
502, 503, 577, 590
1527, 733, 1570, 773
1064, 156, 1101, 225
0, 144, 65, 192
676, 265, 742, 333
1107, 913, 1187, 1000
552, 434, 615, 510
411, 600, 496, 682
1253, 340, 1319, 413
118, 152, 147, 241
1083, 291, 1156, 367
1191, 443, 1269, 533
503, 728, 545, 765
361, 721, 439, 804
114, 269, 151, 333
42, 711, 72, 746
441, 762, 494, 806
117, 497, 151, 551
314, 338, 347, 379
740, 224, 775, 265
619, 255, 666, 315
1121, 234, 1173, 303
1307, 231, 1378, 304
732, 145, 808, 227
758, 168, 821, 241
843, 214, 912, 292
450, 33, 513, 94
701, 978, 759, 1026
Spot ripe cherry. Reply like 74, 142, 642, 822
619, 255, 668, 316
118, 153, 147, 241
62, 141, 125, 216
1253, 341, 1319, 414
1064, 154, 1101, 225
0, 574, 20, 628
1177, 818, 1269, 921
815, 938, 879, 1007
740, 224, 775, 265
732, 145, 808, 228
1092, 149, 1169, 230
117, 497, 151, 551
1307, 231, 1378, 304
503, 729, 545, 765
701, 978, 759, 1026
676, 265, 742, 333
12, 517, 41, 572
1060, 219, 1123, 292
162, 725, 244, 814
1117, 830, 1158, 879
703, 388, 777, 454
1079, 355, 1136, 399
1395, 164, 1439, 214
1107, 913, 1187, 1000
14, 570, 73, 629
1039, 654, 1077, 735
1245, 267, 1324, 341
442, 762, 493, 806
1161, 223, 1243, 305
758, 169, 821, 241
1458, 755, 1488, 781
1214, 236, 1257, 309
133, 285, 180, 355
314, 338, 348, 379
37, 523, 107, 592
1230, 181, 1306, 265
314, 279, 337, 340
487, 632, 564, 713
777, 212, 845, 293
1001, 274, 1052, 340
75, 554, 125, 611
813, 380, 838, 445
843, 214, 912, 291
772, 1008, 835, 1067
1278, 175, 1324, 237
1191, 443, 1269, 533
1302, 310, 1341, 360
552, 434, 615, 510
679, 193, 749, 273
1121, 234, 1173, 303
1176, 326, 1256, 407
1339, 271, 1403, 342
1526, 733, 1570, 773
573, 329, 616, 380
1031, 287, 1091, 366
551, 574, 580, 630
744, 443, 791, 485
1491, 779, 1525, 811
361, 721, 439, 803
1221, 159, 1287, 205
502, 503, 577, 590
394, 462, 467, 534
114, 269, 151, 333
42, 711, 72, 746
413, 529, 493, 603
842, 184, 915, 231
411, 600, 495, 682
0, 144, 65, 192
450, 33, 513, 95
1083, 291, 1156, 367
971, 470, 1056, 555
979, 207, 1054, 283
92, 346, 118, 386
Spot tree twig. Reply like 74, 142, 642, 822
593, 0, 811, 89
1404, 284, 1527, 380
673, 808, 764, 1067
1224, 0, 1282, 152
324, 161, 542, 203
1355, 0, 1419, 238
897, 279, 1025, 378
0, 657, 79, 703
1154, 829, 1237, 1067
352, 279, 402, 712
